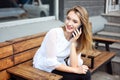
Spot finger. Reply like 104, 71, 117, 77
83, 70, 87, 74
83, 68, 88, 73
75, 29, 81, 38
82, 65, 89, 70
79, 28, 82, 34
77, 28, 82, 36
74, 29, 77, 36
84, 70, 87, 74
72, 30, 78, 38
76, 28, 80, 34
72, 32, 75, 37
83, 65, 88, 68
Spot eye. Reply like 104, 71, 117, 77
66, 16, 70, 20
73, 20, 78, 23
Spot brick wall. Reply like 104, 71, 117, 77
59, 0, 105, 21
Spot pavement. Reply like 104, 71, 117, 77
92, 71, 120, 80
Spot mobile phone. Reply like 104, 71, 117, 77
71, 25, 83, 38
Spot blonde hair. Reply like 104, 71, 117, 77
64, 6, 93, 54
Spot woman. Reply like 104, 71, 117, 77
33, 6, 93, 80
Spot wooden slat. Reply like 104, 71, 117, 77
0, 42, 12, 48
82, 57, 91, 67
0, 70, 10, 80
93, 36, 120, 43
0, 57, 14, 71
0, 45, 13, 59
7, 64, 63, 80
14, 48, 38, 65
21, 60, 33, 66
13, 37, 44, 54
82, 50, 101, 58
90, 51, 115, 73
7, 65, 47, 80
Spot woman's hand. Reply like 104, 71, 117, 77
73, 65, 89, 74
70, 28, 82, 42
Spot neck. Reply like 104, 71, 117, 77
64, 31, 72, 41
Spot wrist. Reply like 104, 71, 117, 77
70, 67, 76, 73
71, 42, 77, 47
70, 67, 78, 73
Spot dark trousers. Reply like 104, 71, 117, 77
52, 70, 91, 80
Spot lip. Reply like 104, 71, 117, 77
67, 25, 73, 30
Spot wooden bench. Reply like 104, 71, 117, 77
0, 31, 115, 80
7, 51, 115, 78
0, 32, 62, 80
93, 36, 120, 51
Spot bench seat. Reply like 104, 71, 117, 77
7, 64, 63, 80
89, 51, 115, 74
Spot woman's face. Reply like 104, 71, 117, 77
65, 11, 81, 33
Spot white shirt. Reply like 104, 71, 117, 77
33, 27, 83, 72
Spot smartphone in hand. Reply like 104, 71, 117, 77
71, 25, 83, 38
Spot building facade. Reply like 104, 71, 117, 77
59, 0, 105, 21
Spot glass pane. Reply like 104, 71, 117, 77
0, 0, 55, 22
41, 0, 54, 16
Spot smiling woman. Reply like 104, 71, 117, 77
33, 6, 92, 80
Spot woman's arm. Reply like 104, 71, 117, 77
69, 28, 82, 67
55, 64, 81, 74
53, 40, 88, 74
55, 63, 88, 74
69, 42, 78, 67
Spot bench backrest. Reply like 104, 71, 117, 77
8, 32, 46, 65
0, 32, 46, 80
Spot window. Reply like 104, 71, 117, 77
111, 0, 119, 5
105, 0, 119, 13
23, 0, 54, 17
0, 0, 58, 24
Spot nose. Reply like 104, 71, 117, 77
67, 20, 72, 26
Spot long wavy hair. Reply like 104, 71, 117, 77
63, 6, 93, 54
